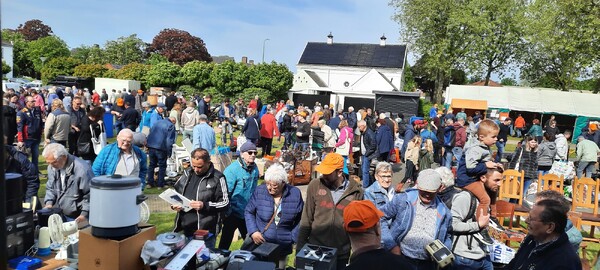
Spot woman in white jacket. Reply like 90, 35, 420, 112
554, 130, 571, 160
180, 101, 200, 141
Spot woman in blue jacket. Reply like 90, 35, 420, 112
242, 108, 261, 144
376, 119, 394, 161
245, 164, 304, 268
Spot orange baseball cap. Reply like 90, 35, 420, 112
116, 98, 124, 106
343, 200, 384, 233
315, 153, 344, 175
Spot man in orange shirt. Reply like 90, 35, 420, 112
514, 114, 526, 138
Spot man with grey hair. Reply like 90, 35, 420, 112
575, 136, 600, 178
347, 106, 357, 129
358, 120, 377, 188
93, 129, 148, 188
146, 117, 177, 189
43, 143, 93, 223
244, 163, 304, 268
192, 114, 216, 154
365, 162, 396, 210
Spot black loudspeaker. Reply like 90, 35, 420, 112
295, 244, 337, 270
5, 173, 23, 216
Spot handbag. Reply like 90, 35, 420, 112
240, 204, 278, 251
90, 123, 107, 155
77, 140, 92, 155
513, 147, 524, 171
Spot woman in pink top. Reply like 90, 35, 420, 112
335, 120, 354, 174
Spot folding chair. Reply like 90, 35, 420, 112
571, 176, 600, 243
172, 138, 192, 173
537, 173, 564, 194
498, 169, 529, 232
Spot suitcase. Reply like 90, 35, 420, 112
226, 250, 255, 270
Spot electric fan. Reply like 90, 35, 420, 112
47, 214, 79, 260
139, 201, 151, 223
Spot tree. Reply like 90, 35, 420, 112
147, 28, 212, 65
520, 0, 600, 91
412, 55, 467, 93
146, 53, 168, 65
179, 60, 215, 90
390, 0, 470, 104
2, 29, 31, 77
500, 77, 518, 86
41, 57, 82, 84
71, 44, 105, 64
460, 0, 526, 85
104, 34, 146, 65
26, 36, 70, 73
116, 63, 149, 81
402, 61, 417, 92
144, 62, 181, 87
247, 62, 293, 103
73, 64, 107, 78
210, 60, 250, 98
2, 60, 11, 76
16, 19, 53, 41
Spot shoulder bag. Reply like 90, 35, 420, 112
240, 204, 278, 251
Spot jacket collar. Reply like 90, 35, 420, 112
237, 157, 255, 171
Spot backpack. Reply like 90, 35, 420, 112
397, 120, 407, 137
443, 126, 456, 147
441, 187, 477, 224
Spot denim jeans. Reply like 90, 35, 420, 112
495, 141, 506, 162
147, 148, 168, 187
361, 155, 372, 188
452, 255, 493, 270
221, 122, 234, 146
182, 130, 194, 142
511, 177, 533, 203
444, 146, 463, 168
25, 139, 40, 174
516, 128, 523, 138
283, 132, 293, 150
577, 161, 596, 178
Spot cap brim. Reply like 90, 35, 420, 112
315, 165, 337, 175
416, 186, 439, 193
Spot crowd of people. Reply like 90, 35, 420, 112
3, 84, 595, 269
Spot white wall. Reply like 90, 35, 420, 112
2, 45, 14, 78
294, 64, 403, 94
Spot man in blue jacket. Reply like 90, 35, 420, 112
146, 117, 177, 189
92, 129, 148, 188
192, 114, 216, 154
218, 142, 260, 250
381, 169, 452, 269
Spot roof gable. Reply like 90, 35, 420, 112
352, 69, 397, 92
292, 70, 328, 90
298, 42, 406, 68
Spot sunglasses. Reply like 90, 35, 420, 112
246, 151, 257, 155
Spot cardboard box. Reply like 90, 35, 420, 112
79, 225, 156, 270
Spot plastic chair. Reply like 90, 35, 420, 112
571, 177, 600, 243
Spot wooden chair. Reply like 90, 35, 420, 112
498, 169, 529, 231
537, 173, 564, 194
494, 200, 523, 246
571, 177, 600, 243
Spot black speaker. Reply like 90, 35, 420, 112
6, 209, 35, 259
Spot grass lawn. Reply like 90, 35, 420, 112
32, 128, 598, 266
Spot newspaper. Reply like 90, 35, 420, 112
158, 189, 193, 212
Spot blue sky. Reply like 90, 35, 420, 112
2, 0, 403, 72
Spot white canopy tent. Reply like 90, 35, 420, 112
445, 84, 600, 118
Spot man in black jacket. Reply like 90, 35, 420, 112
4, 144, 39, 203
358, 120, 377, 188
507, 200, 581, 270
121, 101, 141, 131
295, 112, 311, 151
172, 148, 229, 248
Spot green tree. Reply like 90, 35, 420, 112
146, 53, 168, 65
520, 0, 600, 90
116, 63, 149, 81
460, 0, 526, 85
71, 44, 105, 64
26, 36, 70, 73
103, 69, 118, 79
402, 61, 417, 92
144, 62, 181, 87
500, 77, 518, 86
41, 57, 82, 84
73, 64, 107, 78
2, 60, 11, 76
178, 60, 215, 90
390, 0, 470, 104
210, 60, 251, 98
104, 34, 146, 65
2, 30, 32, 77
247, 62, 293, 103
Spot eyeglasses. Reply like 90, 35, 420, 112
247, 151, 257, 155
378, 174, 393, 178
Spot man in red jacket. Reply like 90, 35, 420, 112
259, 108, 280, 156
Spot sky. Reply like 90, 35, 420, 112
2, 0, 404, 73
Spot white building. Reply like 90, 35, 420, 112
289, 33, 407, 110
1, 41, 14, 78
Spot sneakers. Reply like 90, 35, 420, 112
474, 228, 495, 246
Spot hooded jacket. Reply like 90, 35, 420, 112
296, 176, 364, 259
223, 157, 259, 219
180, 107, 200, 131
554, 134, 569, 160
174, 164, 229, 235
44, 154, 93, 218
376, 125, 394, 155
537, 141, 557, 166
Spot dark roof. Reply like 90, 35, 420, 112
213, 55, 235, 64
298, 42, 406, 68
305, 71, 328, 87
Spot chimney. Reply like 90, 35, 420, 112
380, 34, 387, 47
327, 32, 333, 45
249, 60, 254, 65
242, 56, 248, 64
